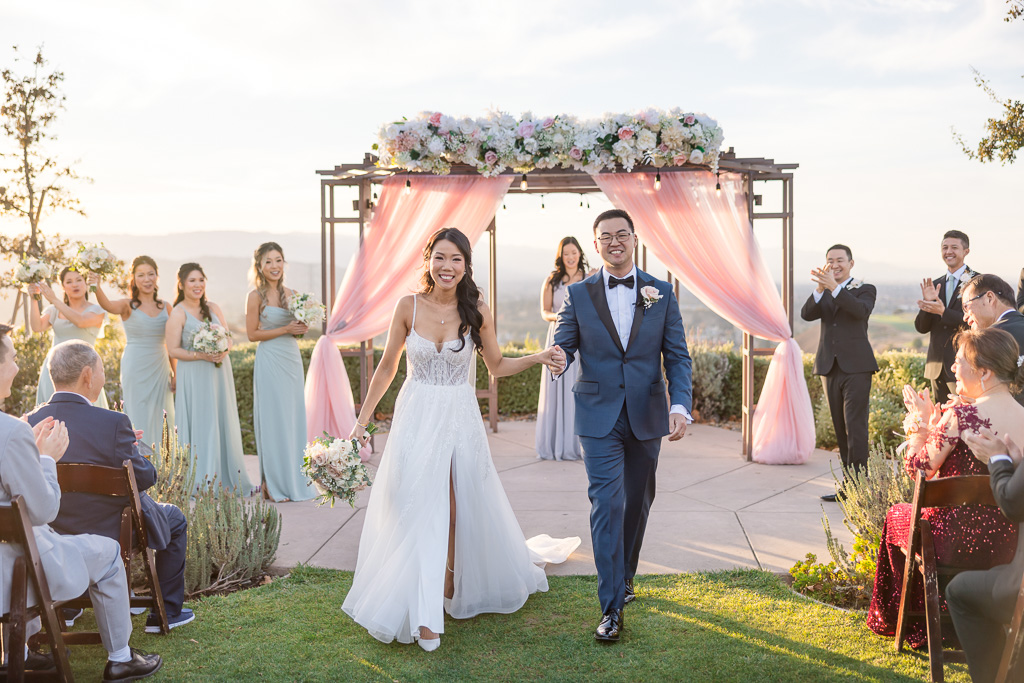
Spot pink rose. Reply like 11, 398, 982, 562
484, 150, 498, 165
683, 115, 696, 125
541, 117, 555, 129
618, 127, 634, 140
659, 143, 669, 152
429, 112, 442, 126
672, 153, 688, 166
517, 121, 536, 138
569, 147, 583, 160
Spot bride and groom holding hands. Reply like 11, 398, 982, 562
342, 209, 692, 649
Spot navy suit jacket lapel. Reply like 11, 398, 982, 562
625, 271, 648, 352
585, 270, 625, 355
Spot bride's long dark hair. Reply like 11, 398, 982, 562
419, 227, 483, 354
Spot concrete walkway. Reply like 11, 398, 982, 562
246, 421, 854, 576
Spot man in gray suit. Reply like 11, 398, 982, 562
961, 273, 1024, 407
951, 428, 1024, 683
0, 324, 161, 681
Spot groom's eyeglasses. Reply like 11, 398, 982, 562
597, 231, 634, 245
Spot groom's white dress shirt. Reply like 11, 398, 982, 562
602, 267, 692, 424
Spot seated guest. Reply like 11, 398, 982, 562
0, 324, 162, 680
949, 428, 1024, 683
866, 327, 1022, 647
27, 340, 193, 633
961, 273, 1024, 406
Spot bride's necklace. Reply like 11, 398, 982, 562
425, 295, 457, 325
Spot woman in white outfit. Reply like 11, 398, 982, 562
342, 228, 579, 652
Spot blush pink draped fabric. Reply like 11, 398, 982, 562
305, 175, 513, 456
594, 171, 814, 464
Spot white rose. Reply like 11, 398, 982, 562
427, 137, 445, 155
688, 149, 704, 164
637, 129, 657, 150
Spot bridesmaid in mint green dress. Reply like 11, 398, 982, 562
165, 262, 254, 495
29, 267, 109, 409
90, 256, 175, 451
245, 242, 315, 502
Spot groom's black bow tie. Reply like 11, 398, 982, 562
608, 275, 635, 289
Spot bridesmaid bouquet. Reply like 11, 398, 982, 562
73, 242, 124, 292
302, 426, 378, 508
190, 320, 231, 367
13, 257, 54, 297
287, 292, 327, 337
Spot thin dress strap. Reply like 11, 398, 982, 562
411, 294, 417, 329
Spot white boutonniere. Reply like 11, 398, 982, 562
640, 285, 662, 310
847, 279, 863, 290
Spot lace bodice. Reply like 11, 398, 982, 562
406, 296, 475, 387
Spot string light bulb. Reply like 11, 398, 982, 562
578, 195, 584, 212
654, 172, 661, 191
541, 195, 546, 211
715, 172, 721, 195
405, 179, 412, 195
502, 203, 507, 211
520, 174, 528, 192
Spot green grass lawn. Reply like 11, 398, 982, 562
65, 567, 967, 682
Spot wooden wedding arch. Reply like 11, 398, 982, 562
316, 149, 797, 460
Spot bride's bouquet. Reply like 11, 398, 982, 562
302, 426, 378, 508
13, 257, 54, 296
189, 320, 231, 367
73, 242, 123, 292
287, 292, 327, 337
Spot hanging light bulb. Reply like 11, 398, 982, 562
586, 198, 590, 209
715, 172, 721, 195
578, 195, 584, 212
502, 203, 507, 211
520, 174, 528, 192
405, 179, 412, 195
541, 194, 546, 211
372, 190, 379, 200
654, 172, 662, 191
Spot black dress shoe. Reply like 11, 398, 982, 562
624, 578, 636, 605
820, 489, 847, 503
594, 608, 623, 642
102, 648, 162, 682
0, 649, 55, 672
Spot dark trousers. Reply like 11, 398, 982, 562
821, 368, 872, 475
946, 569, 1015, 683
154, 503, 188, 617
930, 377, 958, 406
579, 405, 660, 613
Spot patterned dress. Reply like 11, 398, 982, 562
867, 403, 1018, 647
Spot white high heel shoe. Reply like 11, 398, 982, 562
417, 627, 441, 652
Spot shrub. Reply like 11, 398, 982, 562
3, 326, 49, 415
690, 342, 733, 423
153, 418, 282, 596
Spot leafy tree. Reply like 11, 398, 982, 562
953, 1, 1024, 164
0, 46, 89, 320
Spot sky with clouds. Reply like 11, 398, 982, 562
2, 0, 1023, 282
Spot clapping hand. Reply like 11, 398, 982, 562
26, 416, 70, 461
963, 428, 1023, 465
917, 277, 945, 314
902, 384, 935, 424
810, 264, 837, 294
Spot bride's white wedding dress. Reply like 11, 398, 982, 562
342, 296, 579, 644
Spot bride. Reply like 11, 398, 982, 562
342, 227, 579, 651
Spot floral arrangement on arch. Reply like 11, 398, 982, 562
373, 108, 725, 177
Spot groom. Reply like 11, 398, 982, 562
552, 208, 692, 643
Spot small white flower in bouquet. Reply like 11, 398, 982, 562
74, 242, 124, 292
302, 425, 378, 508
189, 320, 231, 367
13, 257, 54, 298
287, 292, 327, 337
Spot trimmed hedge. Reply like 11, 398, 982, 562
4, 329, 929, 454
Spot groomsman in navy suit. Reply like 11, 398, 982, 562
915, 230, 975, 405
552, 209, 692, 643
27, 340, 193, 633
801, 244, 878, 501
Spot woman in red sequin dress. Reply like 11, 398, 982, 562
867, 327, 1024, 647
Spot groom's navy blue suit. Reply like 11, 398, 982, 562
553, 267, 692, 613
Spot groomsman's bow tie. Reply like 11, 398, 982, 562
608, 275, 635, 289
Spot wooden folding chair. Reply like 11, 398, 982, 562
0, 496, 74, 682
53, 460, 169, 643
894, 472, 999, 682
996, 565, 1024, 683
